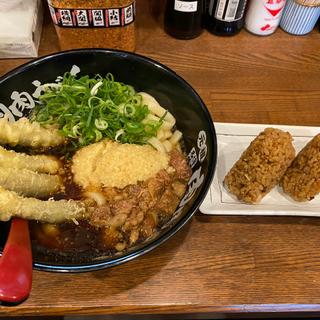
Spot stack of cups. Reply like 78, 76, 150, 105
280, 0, 320, 35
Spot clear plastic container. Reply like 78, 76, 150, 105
0, 0, 43, 58
47, 0, 136, 51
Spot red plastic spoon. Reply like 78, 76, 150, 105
0, 218, 32, 304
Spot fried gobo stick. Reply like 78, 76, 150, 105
0, 146, 61, 174
0, 117, 65, 148
0, 167, 62, 198
0, 187, 86, 223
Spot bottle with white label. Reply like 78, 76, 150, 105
245, 0, 287, 35
206, 0, 248, 35
164, 0, 203, 39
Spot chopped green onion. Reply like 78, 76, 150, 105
90, 81, 103, 96
95, 119, 108, 130
124, 104, 136, 117
32, 72, 163, 149
94, 129, 103, 142
115, 129, 125, 141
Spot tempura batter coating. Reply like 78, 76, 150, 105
224, 128, 295, 204
0, 167, 62, 198
280, 134, 320, 202
0, 187, 86, 223
0, 146, 61, 174
0, 117, 65, 148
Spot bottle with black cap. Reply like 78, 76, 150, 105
206, 0, 247, 36
164, 0, 203, 39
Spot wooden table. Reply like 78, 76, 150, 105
1, 1, 320, 318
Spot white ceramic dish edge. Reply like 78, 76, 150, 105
200, 122, 320, 217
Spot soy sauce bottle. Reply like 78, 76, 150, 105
206, 0, 247, 36
164, 0, 203, 39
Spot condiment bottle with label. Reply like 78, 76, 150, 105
47, 0, 136, 51
245, 0, 287, 35
164, 0, 203, 39
206, 0, 248, 36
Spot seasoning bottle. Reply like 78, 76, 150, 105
206, 0, 248, 36
245, 0, 287, 36
280, 0, 320, 35
47, 0, 136, 51
164, 0, 203, 39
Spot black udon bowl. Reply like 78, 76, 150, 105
0, 49, 217, 272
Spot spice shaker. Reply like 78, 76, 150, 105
164, 0, 203, 39
47, 0, 136, 51
206, 0, 248, 36
245, 0, 287, 35
280, 0, 320, 35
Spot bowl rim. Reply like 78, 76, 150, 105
0, 48, 217, 272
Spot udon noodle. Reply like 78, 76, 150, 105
0, 74, 192, 260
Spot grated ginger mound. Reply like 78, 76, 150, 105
72, 140, 170, 189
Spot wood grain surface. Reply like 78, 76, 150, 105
1, 0, 320, 318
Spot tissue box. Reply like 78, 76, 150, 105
0, 0, 43, 58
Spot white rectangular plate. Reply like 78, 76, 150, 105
200, 122, 320, 217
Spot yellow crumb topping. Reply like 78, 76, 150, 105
72, 140, 169, 189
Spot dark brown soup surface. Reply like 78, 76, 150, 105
30, 149, 191, 262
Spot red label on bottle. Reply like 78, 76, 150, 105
264, 0, 286, 17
